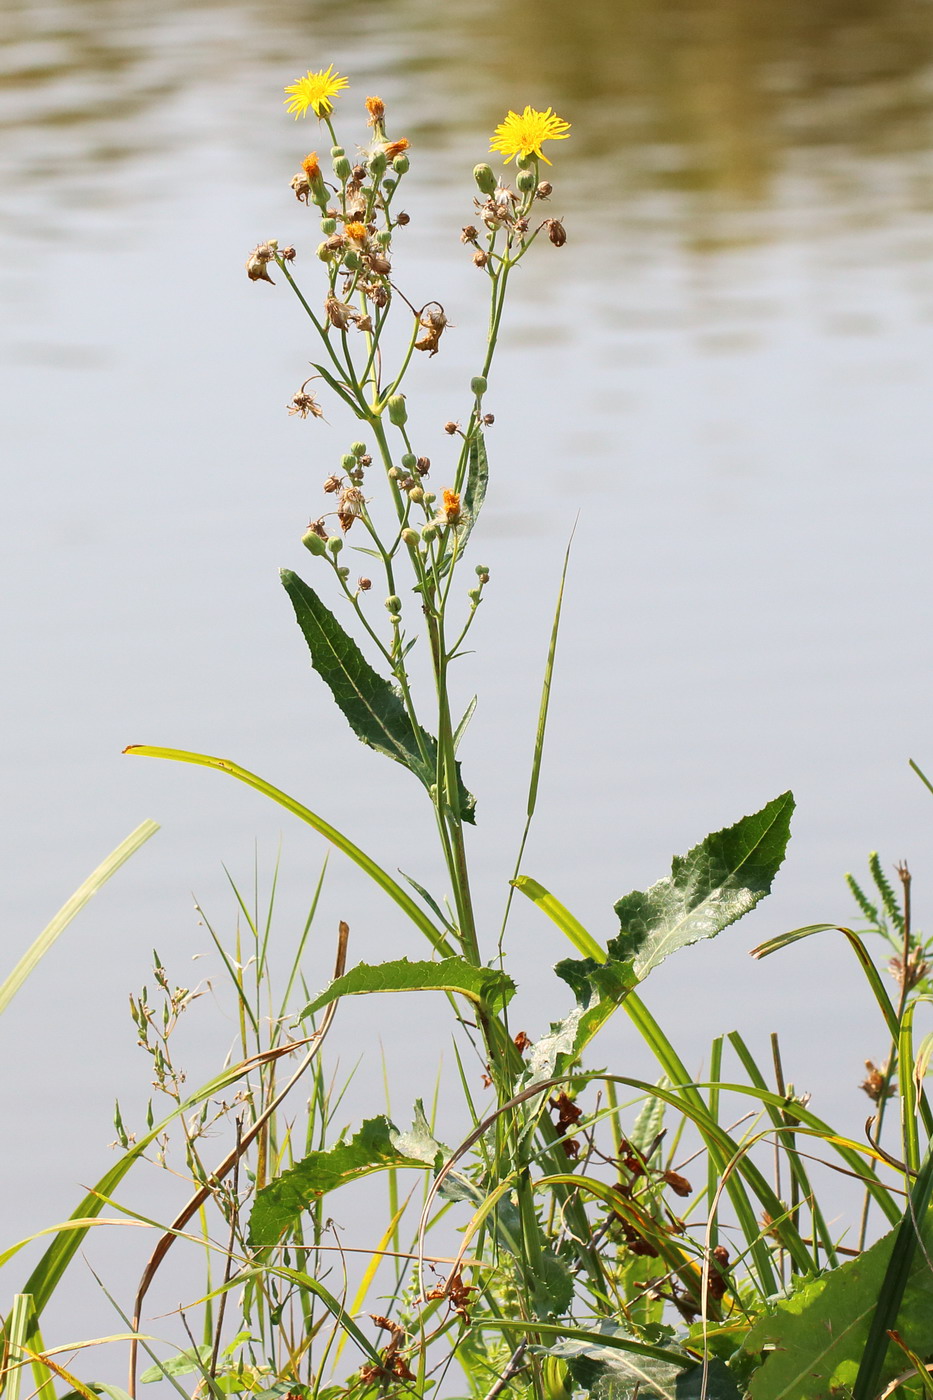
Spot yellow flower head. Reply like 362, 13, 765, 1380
442, 488, 462, 524
284, 65, 349, 120
301, 152, 321, 179
344, 221, 369, 243
384, 138, 410, 160
489, 105, 570, 165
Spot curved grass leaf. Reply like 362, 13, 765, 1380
300, 956, 515, 1017
542, 1325, 740, 1400
249, 1111, 442, 1247
281, 570, 475, 823
0, 820, 159, 1016
512, 876, 605, 961
611, 792, 795, 980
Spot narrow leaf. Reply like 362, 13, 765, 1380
0, 821, 159, 1016
512, 876, 605, 961
281, 570, 475, 823
460, 431, 488, 551
300, 956, 515, 1017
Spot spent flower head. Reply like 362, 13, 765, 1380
284, 65, 348, 119
489, 105, 571, 165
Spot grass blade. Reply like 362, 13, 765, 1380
0, 821, 159, 1016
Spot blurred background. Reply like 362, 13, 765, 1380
4, 0, 933, 1357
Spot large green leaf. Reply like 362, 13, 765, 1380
281, 570, 475, 823
744, 1202, 933, 1400
611, 792, 794, 980
249, 1109, 443, 1247
300, 956, 515, 1018
540, 1324, 740, 1400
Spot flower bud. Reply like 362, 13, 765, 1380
516, 168, 536, 193
393, 154, 410, 175
423, 491, 436, 505
385, 595, 401, 612
471, 375, 487, 397
341, 454, 357, 471
408, 485, 424, 503
473, 164, 497, 196
468, 587, 482, 602
516, 153, 534, 170
327, 536, 343, 556
387, 394, 408, 426
401, 452, 417, 470
351, 441, 366, 457
376, 229, 392, 248
369, 150, 387, 178
383, 177, 397, 195
332, 147, 352, 181
476, 564, 489, 576
400, 528, 419, 547
302, 529, 327, 556
321, 217, 337, 235
421, 522, 438, 541
343, 249, 362, 270
388, 613, 402, 626
337, 565, 350, 579
316, 241, 334, 262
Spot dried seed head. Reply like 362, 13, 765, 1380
536, 180, 553, 199
860, 1060, 894, 1102
461, 225, 479, 244
358, 577, 371, 591
291, 172, 311, 203
280, 245, 296, 261
416, 456, 430, 475
352, 164, 367, 181
444, 421, 459, 435
396, 210, 411, 226
370, 284, 389, 307
245, 242, 277, 283
545, 217, 567, 246
287, 391, 324, 419
324, 295, 355, 329
473, 250, 489, 268
368, 254, 392, 276
483, 412, 495, 425
415, 305, 449, 357
323, 474, 344, 494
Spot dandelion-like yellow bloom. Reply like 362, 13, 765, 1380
489, 106, 570, 165
301, 152, 321, 179
284, 65, 349, 119
344, 221, 369, 242
384, 138, 410, 160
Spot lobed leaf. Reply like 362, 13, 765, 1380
300, 956, 515, 1017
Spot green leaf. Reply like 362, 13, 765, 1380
249, 1113, 439, 1247
611, 792, 794, 980
745, 1201, 933, 1400
281, 570, 476, 823
141, 1348, 211, 1383
460, 431, 488, 550
300, 957, 515, 1017
512, 877, 605, 961
0, 820, 159, 1016
539, 1324, 740, 1400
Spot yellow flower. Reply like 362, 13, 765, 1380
489, 105, 570, 165
284, 65, 349, 120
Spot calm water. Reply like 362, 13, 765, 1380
4, 0, 933, 1350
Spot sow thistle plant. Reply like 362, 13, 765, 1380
6, 67, 933, 1400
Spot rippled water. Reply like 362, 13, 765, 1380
4, 0, 933, 1347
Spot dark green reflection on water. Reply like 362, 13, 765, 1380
3, 0, 933, 230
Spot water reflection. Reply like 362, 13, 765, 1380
3, 0, 933, 242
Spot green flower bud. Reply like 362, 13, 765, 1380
316, 241, 334, 262
321, 217, 337, 235
473, 163, 497, 196
421, 522, 438, 541
387, 394, 408, 426
332, 147, 352, 181
400, 528, 419, 547
376, 229, 392, 248
341, 453, 357, 471
388, 613, 402, 626
369, 150, 387, 177
468, 587, 482, 602
475, 563, 489, 577
385, 595, 402, 612
471, 375, 488, 397
401, 452, 417, 470
302, 529, 327, 556
343, 249, 362, 270
383, 176, 397, 194
423, 491, 436, 505
393, 154, 410, 175
327, 536, 343, 556
337, 565, 350, 579
351, 441, 367, 457
516, 152, 535, 171
408, 486, 424, 503
516, 168, 536, 193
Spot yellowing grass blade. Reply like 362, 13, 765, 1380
0, 820, 159, 1016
